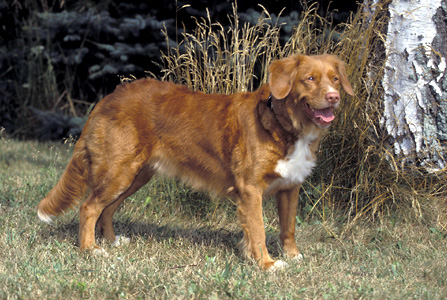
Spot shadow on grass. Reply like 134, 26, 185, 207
122, 220, 243, 249
38, 218, 283, 258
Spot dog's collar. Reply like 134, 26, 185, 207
267, 95, 273, 111
259, 93, 297, 146
265, 93, 298, 137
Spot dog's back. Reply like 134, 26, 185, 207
87, 78, 264, 195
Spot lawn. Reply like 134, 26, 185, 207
1, 136, 446, 299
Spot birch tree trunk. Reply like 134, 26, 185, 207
377, 0, 447, 171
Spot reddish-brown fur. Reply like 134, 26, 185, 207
37, 54, 353, 270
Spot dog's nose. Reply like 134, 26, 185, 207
325, 92, 340, 103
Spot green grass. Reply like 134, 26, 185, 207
1, 135, 447, 299
2, 2, 447, 298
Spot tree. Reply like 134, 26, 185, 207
375, 0, 447, 171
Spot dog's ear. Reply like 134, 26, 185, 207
335, 58, 354, 96
268, 55, 302, 99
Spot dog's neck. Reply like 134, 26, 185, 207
257, 90, 299, 147
268, 95, 300, 136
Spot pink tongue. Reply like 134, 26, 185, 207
314, 108, 334, 122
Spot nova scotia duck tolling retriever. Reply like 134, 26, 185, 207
37, 54, 354, 270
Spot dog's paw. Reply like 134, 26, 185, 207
111, 235, 130, 247
269, 260, 289, 272
293, 253, 304, 261
92, 247, 109, 257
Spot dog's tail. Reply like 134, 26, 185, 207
37, 137, 89, 223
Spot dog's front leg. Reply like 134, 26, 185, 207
276, 186, 303, 259
237, 184, 285, 270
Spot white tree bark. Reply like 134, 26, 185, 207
379, 0, 447, 171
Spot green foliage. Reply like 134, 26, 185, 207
0, 1, 171, 137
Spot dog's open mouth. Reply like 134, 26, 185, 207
303, 103, 335, 127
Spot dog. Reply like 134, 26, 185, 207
37, 54, 353, 270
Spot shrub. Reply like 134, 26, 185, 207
0, 1, 172, 137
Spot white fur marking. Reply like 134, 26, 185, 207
37, 209, 54, 224
93, 247, 109, 257
111, 235, 130, 247
269, 260, 289, 271
327, 86, 338, 93
273, 131, 318, 189
294, 254, 304, 261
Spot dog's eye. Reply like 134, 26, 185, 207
333, 77, 339, 82
307, 76, 314, 81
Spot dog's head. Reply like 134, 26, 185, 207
269, 54, 354, 128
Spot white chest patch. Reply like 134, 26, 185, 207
271, 131, 319, 190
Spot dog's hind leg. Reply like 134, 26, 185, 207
78, 151, 151, 252
79, 193, 108, 252
96, 166, 154, 245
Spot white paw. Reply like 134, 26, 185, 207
269, 260, 289, 271
111, 235, 130, 247
92, 247, 109, 257
293, 254, 304, 261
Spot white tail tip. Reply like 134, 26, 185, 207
37, 209, 54, 224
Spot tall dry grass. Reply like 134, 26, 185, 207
159, 2, 447, 230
